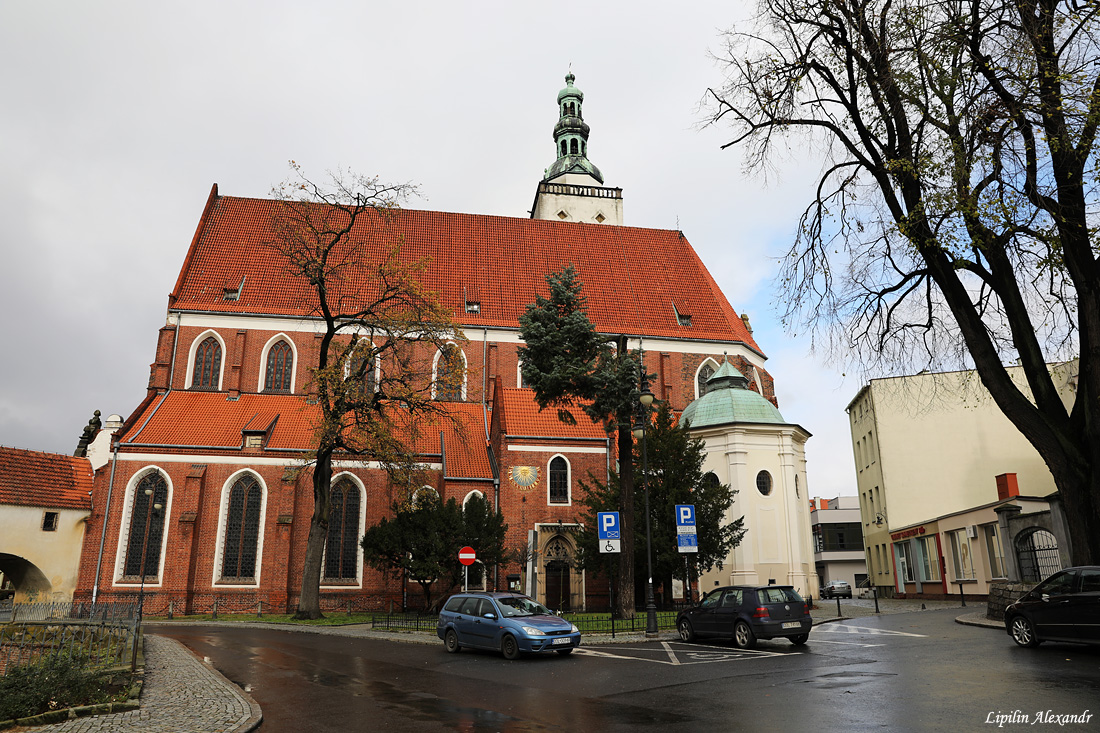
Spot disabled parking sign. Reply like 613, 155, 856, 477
597, 511, 620, 553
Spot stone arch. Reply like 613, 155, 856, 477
539, 532, 580, 612
1014, 527, 1061, 583
0, 553, 51, 602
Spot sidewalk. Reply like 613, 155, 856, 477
14, 598, 1000, 732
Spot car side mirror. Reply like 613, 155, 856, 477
483, 612, 497, 620
1041, 594, 1050, 602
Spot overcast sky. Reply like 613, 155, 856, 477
0, 1, 864, 498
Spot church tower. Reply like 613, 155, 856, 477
530, 73, 624, 225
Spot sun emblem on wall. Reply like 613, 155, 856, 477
510, 466, 539, 489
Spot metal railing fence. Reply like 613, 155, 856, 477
0, 619, 137, 676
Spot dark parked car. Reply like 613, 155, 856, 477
1004, 566, 1100, 648
821, 580, 852, 599
437, 591, 581, 659
676, 585, 812, 649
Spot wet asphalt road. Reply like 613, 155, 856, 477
152, 610, 1099, 733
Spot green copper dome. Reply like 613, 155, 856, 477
680, 358, 786, 429
557, 73, 584, 103
543, 71, 604, 184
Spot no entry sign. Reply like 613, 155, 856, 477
458, 546, 476, 566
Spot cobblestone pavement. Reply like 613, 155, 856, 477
18, 635, 261, 733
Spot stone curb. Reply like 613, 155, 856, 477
169, 637, 263, 733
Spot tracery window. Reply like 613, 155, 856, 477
549, 456, 569, 504
265, 340, 293, 392
698, 362, 716, 397
435, 344, 464, 401
220, 474, 262, 582
191, 336, 221, 389
345, 343, 376, 398
123, 472, 169, 579
324, 479, 361, 581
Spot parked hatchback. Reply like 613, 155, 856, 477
821, 580, 852, 599
677, 585, 812, 648
1004, 566, 1100, 648
437, 592, 582, 659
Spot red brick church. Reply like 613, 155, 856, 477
74, 74, 780, 614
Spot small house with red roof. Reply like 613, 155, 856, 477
73, 74, 815, 614
0, 447, 93, 603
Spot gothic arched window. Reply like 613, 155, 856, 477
698, 363, 716, 397
570, 138, 578, 155
191, 336, 221, 389
265, 340, 293, 392
549, 456, 569, 504
324, 479, 361, 581
123, 472, 168, 579
345, 343, 376, 399
221, 474, 263, 581
435, 345, 464, 401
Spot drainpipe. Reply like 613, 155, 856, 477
91, 442, 120, 605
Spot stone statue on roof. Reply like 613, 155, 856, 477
74, 409, 102, 457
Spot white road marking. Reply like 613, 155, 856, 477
661, 641, 681, 665
813, 624, 928, 637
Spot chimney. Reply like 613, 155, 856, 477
996, 473, 1020, 500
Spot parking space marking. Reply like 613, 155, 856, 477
813, 624, 927, 637
576, 643, 785, 665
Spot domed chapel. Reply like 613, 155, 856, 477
75, 73, 816, 614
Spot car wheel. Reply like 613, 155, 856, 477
501, 634, 521, 660
733, 621, 757, 649
444, 629, 460, 653
556, 647, 574, 655
1010, 615, 1041, 648
678, 619, 696, 642
790, 633, 809, 646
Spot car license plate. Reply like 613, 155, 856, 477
552, 636, 571, 645
782, 621, 801, 629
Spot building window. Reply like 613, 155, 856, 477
344, 343, 376, 399
413, 486, 439, 508
434, 344, 465, 401
570, 138, 578, 155
818, 522, 864, 551
917, 536, 940, 581
756, 470, 772, 496
264, 340, 293, 392
549, 456, 569, 504
41, 511, 59, 532
123, 472, 168, 579
697, 361, 717, 398
948, 529, 976, 580
560, 140, 567, 157
323, 478, 361, 582
191, 336, 221, 389
985, 524, 1006, 579
221, 474, 262, 582
895, 541, 915, 583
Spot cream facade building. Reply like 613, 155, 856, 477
682, 359, 817, 599
848, 364, 1076, 599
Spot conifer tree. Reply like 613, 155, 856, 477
518, 266, 640, 618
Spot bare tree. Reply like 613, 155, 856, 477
708, 0, 1100, 564
271, 163, 465, 618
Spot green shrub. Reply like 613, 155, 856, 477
0, 654, 115, 721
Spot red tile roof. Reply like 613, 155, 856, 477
497, 388, 608, 440
169, 189, 762, 353
118, 392, 493, 479
0, 447, 93, 510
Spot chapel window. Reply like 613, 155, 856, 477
549, 456, 569, 504
220, 474, 262, 582
123, 472, 168, 579
435, 344, 464, 401
265, 340, 293, 392
191, 336, 221, 389
324, 479, 361, 581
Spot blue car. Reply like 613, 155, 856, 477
437, 592, 582, 659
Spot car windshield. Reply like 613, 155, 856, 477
496, 596, 554, 617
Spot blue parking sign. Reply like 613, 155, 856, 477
597, 512, 620, 553
675, 505, 696, 527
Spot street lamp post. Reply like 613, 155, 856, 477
137, 488, 162, 624
632, 372, 659, 638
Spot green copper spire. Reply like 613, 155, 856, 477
544, 72, 604, 184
